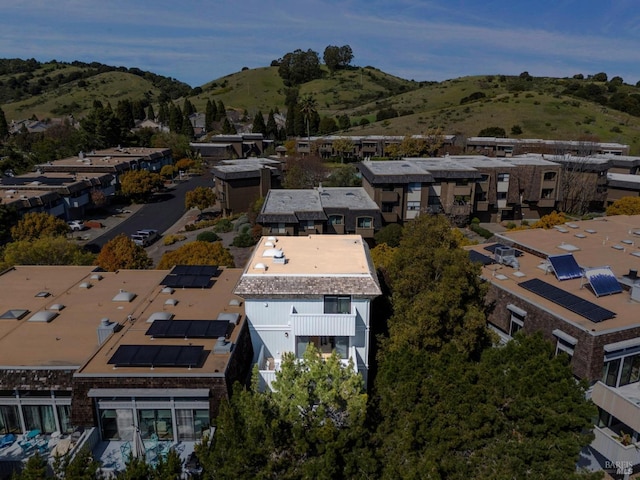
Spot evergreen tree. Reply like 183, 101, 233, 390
158, 103, 169, 124
205, 99, 217, 131
80, 103, 122, 150
146, 104, 155, 121
216, 100, 226, 121
182, 98, 195, 116
266, 109, 278, 139
221, 117, 236, 134
132, 100, 146, 121
116, 99, 135, 130
182, 115, 195, 138
252, 111, 266, 134
168, 103, 183, 133
0, 107, 8, 139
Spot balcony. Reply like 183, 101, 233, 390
537, 198, 556, 208
453, 185, 472, 196
380, 191, 399, 202
355, 226, 375, 238
592, 426, 640, 467
290, 310, 356, 336
474, 201, 489, 212
381, 211, 399, 223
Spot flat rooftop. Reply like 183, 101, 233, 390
261, 187, 379, 215
0, 266, 245, 375
234, 235, 381, 297
467, 215, 640, 334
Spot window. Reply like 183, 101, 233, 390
138, 409, 172, 440
357, 217, 372, 229
475, 191, 488, 201
497, 192, 507, 200
328, 215, 343, 225
407, 201, 420, 211
541, 188, 554, 199
497, 173, 510, 182
543, 171, 557, 181
507, 305, 526, 337
57, 405, 73, 434
271, 223, 286, 234
381, 203, 394, 213
454, 195, 470, 205
297, 336, 349, 359
603, 353, 640, 387
0, 405, 20, 434
300, 220, 315, 230
479, 174, 490, 183
455, 180, 469, 186
324, 295, 351, 314
23, 405, 56, 433
176, 409, 210, 441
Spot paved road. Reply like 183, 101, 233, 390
87, 173, 213, 251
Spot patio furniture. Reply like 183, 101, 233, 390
0, 434, 16, 449
120, 441, 131, 461
25, 429, 40, 440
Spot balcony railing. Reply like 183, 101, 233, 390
290, 309, 356, 336
592, 426, 640, 467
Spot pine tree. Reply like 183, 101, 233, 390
168, 103, 183, 133
182, 115, 195, 138
182, 98, 195, 116
146, 104, 155, 121
216, 100, 226, 121
221, 117, 236, 134
266, 109, 278, 139
0, 107, 9, 139
205, 99, 217, 131
252, 111, 266, 134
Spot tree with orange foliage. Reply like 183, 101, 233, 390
95, 234, 152, 271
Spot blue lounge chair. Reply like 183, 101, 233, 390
0, 434, 16, 449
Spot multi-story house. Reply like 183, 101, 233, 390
257, 187, 381, 239
466, 215, 640, 470
233, 235, 382, 390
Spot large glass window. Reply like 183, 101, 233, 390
0, 405, 20, 434
324, 295, 351, 314
176, 409, 210, 441
297, 336, 349, 359
328, 215, 343, 225
138, 409, 172, 440
605, 353, 640, 387
100, 409, 133, 441
603, 358, 621, 387
57, 405, 73, 434
23, 405, 56, 433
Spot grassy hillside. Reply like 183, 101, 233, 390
3, 59, 640, 153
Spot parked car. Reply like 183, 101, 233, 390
67, 220, 85, 231
196, 211, 219, 222
131, 229, 160, 247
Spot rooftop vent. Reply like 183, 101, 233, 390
79, 282, 92, 289
147, 312, 174, 323
229, 299, 241, 307
272, 251, 286, 264
90, 274, 103, 281
264, 241, 275, 247
161, 286, 174, 294
164, 298, 178, 306
494, 246, 519, 269
112, 290, 136, 302
254, 263, 267, 270
267, 236, 278, 242
217, 312, 240, 325
263, 248, 283, 258
97, 318, 118, 345
213, 337, 233, 354
49, 303, 65, 311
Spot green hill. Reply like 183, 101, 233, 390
3, 59, 640, 153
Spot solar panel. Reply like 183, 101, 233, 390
584, 268, 623, 297
108, 345, 204, 367
468, 250, 495, 265
484, 244, 523, 257
160, 274, 212, 288
146, 320, 232, 338
519, 278, 616, 323
171, 265, 219, 277
548, 254, 582, 281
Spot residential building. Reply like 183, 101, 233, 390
211, 158, 283, 215
295, 134, 458, 159
0, 265, 252, 476
466, 137, 630, 157
257, 187, 381, 239
358, 156, 562, 224
191, 134, 271, 160
465, 215, 640, 469
233, 235, 382, 390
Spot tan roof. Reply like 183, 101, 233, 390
0, 266, 245, 375
467, 215, 640, 333
234, 235, 381, 297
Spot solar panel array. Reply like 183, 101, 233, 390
171, 265, 219, 277
146, 320, 233, 338
519, 278, 616, 323
468, 250, 495, 265
584, 268, 623, 297
161, 265, 219, 289
548, 254, 583, 281
108, 345, 203, 367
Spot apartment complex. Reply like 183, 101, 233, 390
191, 134, 272, 160
234, 235, 382, 390
465, 215, 640, 469
465, 137, 630, 157
358, 155, 562, 223
257, 187, 381, 239
0, 264, 251, 474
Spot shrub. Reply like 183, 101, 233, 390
163, 234, 186, 246
469, 223, 493, 239
196, 231, 220, 243
232, 232, 257, 247
214, 218, 234, 233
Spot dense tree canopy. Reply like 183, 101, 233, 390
10, 212, 69, 241
1, 236, 95, 269
157, 241, 234, 269
0, 205, 19, 244
185, 186, 216, 212
95, 234, 152, 271
374, 335, 599, 480
196, 345, 374, 479
283, 156, 327, 189
324, 164, 361, 187
386, 214, 490, 358
119, 170, 164, 202
277, 49, 323, 86
606, 196, 640, 215
323, 45, 354, 74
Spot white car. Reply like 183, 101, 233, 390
67, 220, 85, 231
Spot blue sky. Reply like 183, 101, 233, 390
2, 0, 640, 87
